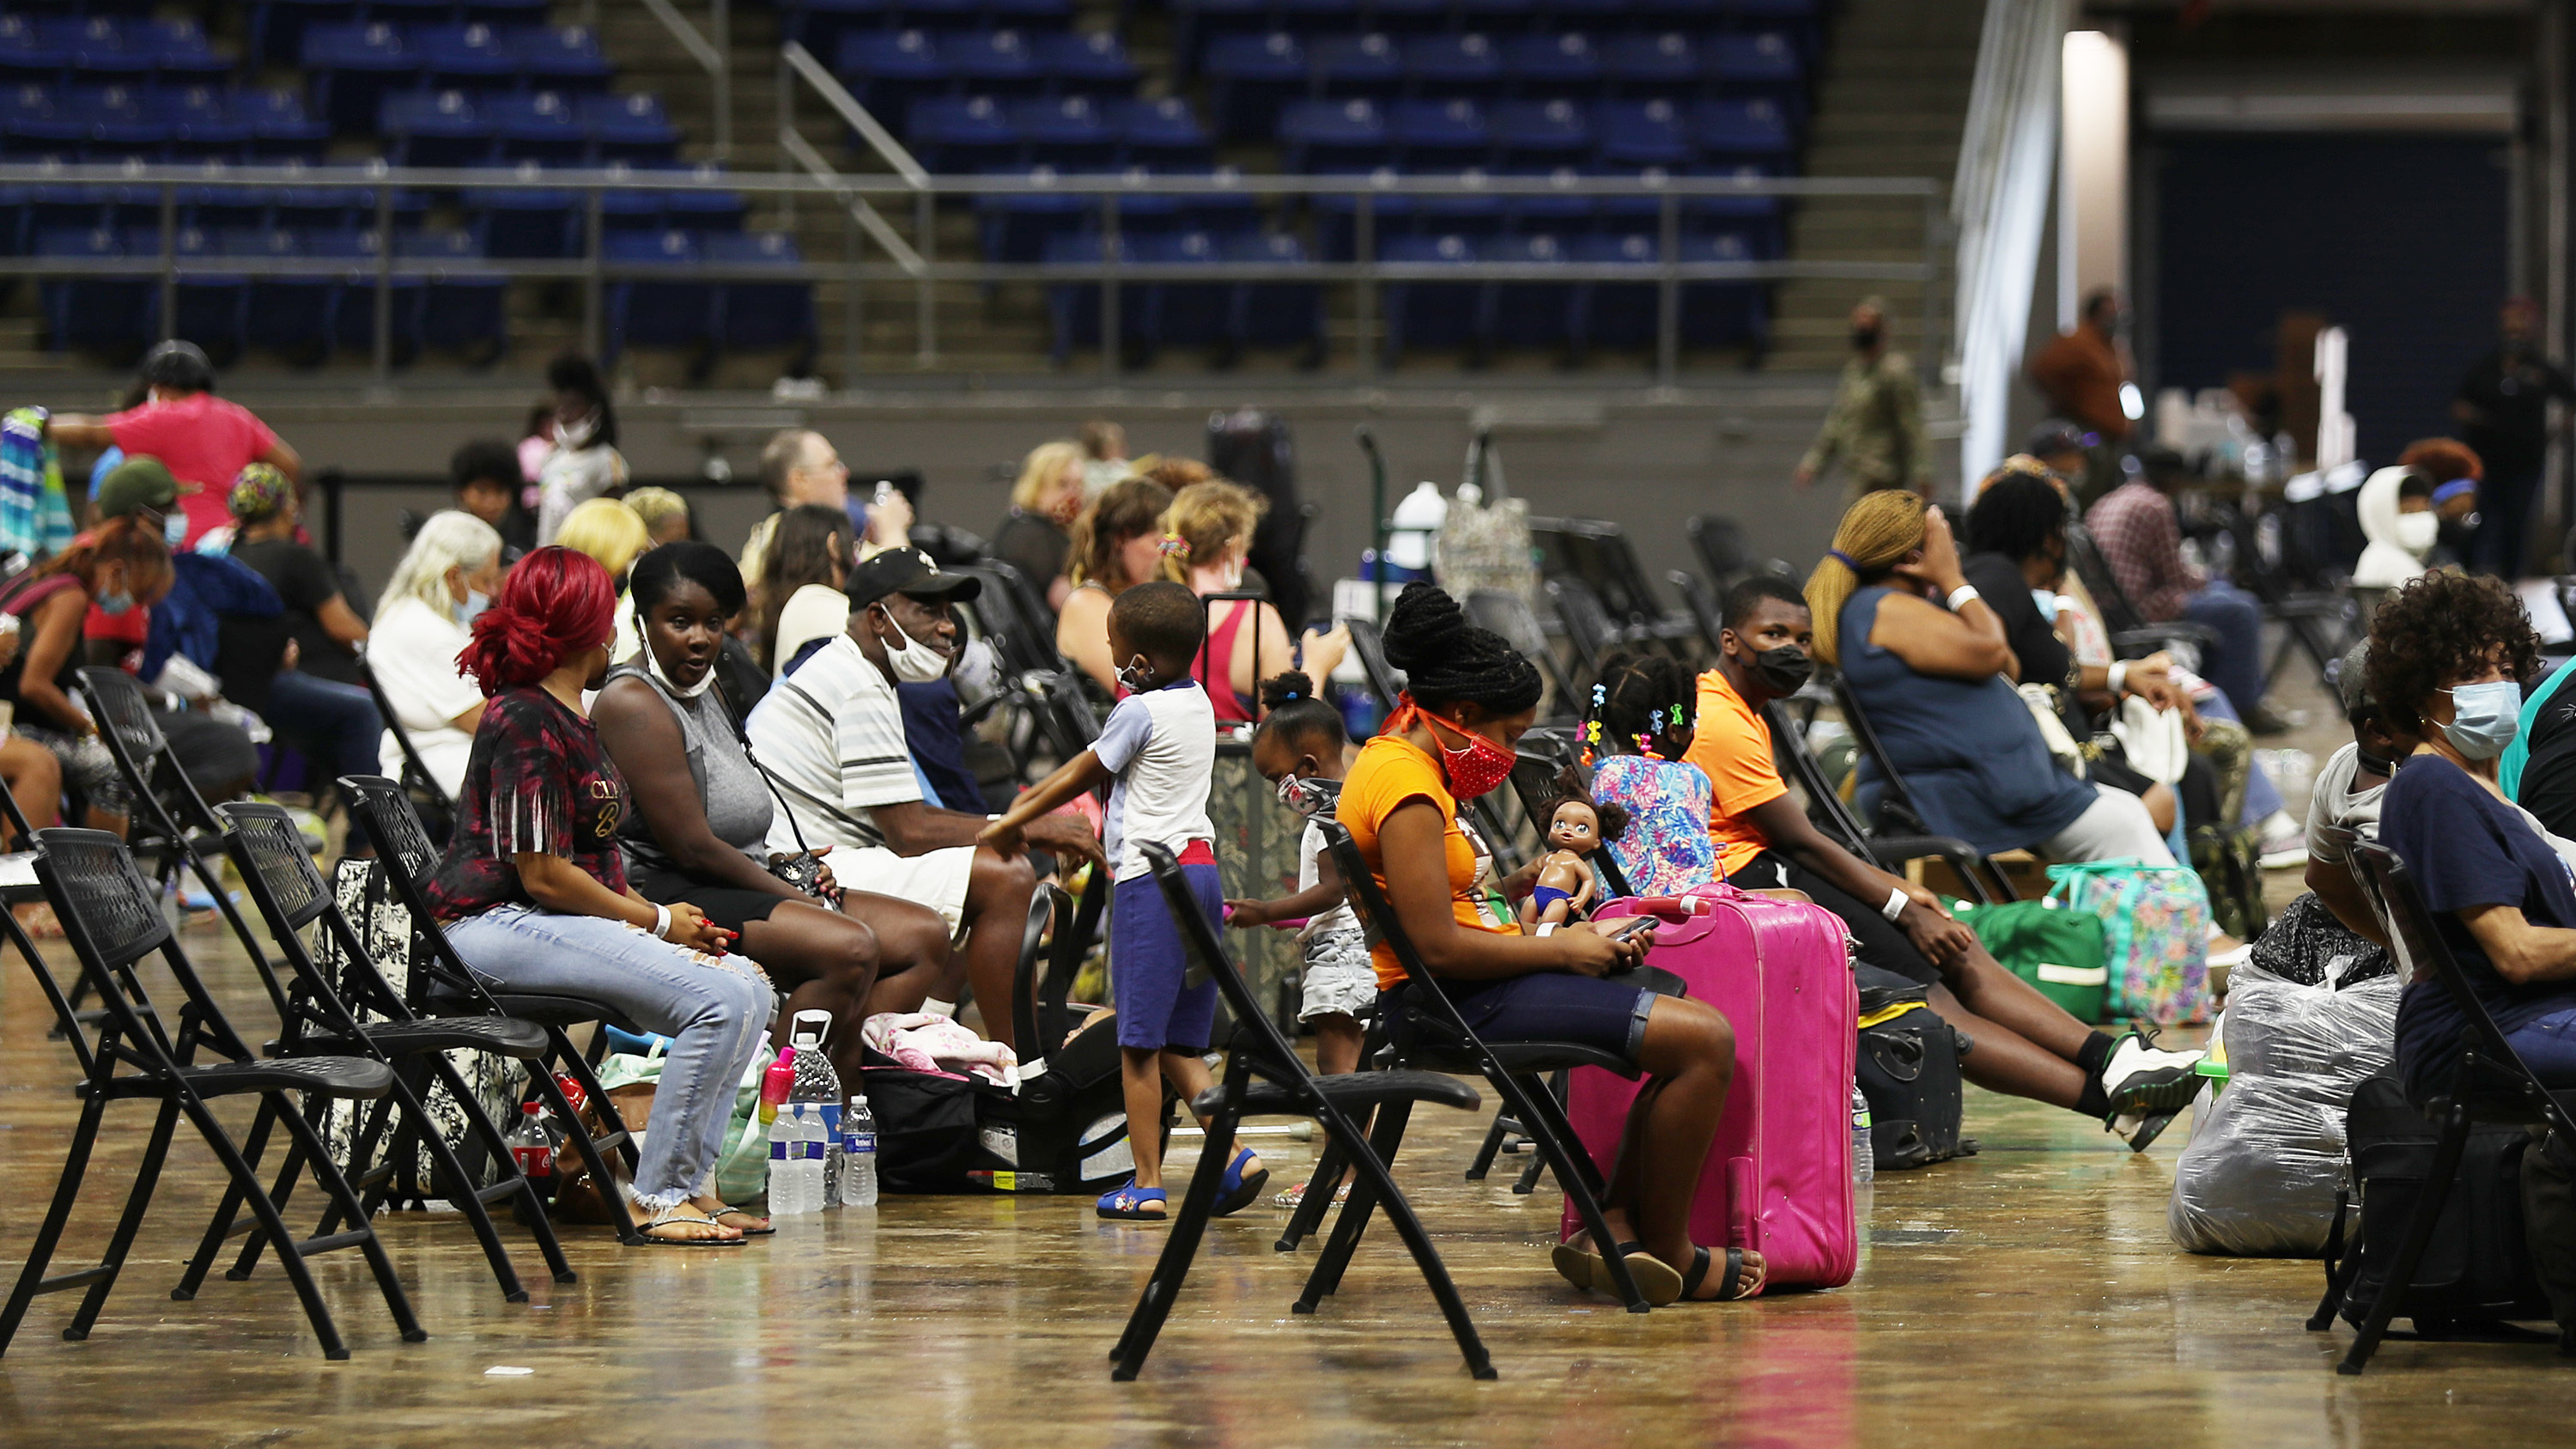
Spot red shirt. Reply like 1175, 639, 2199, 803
104, 392, 278, 545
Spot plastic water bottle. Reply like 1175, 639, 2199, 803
505, 1102, 556, 1202
842, 1093, 878, 1208
766, 1102, 803, 1214
1850, 1086, 1875, 1186
786, 1010, 845, 1207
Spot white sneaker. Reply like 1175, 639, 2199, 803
2100, 1032, 2208, 1115
2255, 810, 2308, 870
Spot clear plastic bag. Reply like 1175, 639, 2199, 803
2167, 963, 2400, 1256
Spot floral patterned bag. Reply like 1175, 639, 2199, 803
2045, 859, 2213, 1026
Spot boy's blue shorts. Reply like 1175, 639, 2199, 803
1110, 861, 1224, 1052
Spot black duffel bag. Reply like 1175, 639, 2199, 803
1856, 974, 1974, 1172
2326, 1075, 2553, 1333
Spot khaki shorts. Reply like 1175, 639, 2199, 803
841, 844, 977, 938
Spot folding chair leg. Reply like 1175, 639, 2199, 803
64, 1099, 185, 1342
173, 1093, 289, 1300
400, 1082, 532, 1302
1464, 1107, 1518, 1181
273, 1097, 428, 1345
1276, 1136, 1346, 1252
0, 1092, 110, 1355
1501, 1069, 1649, 1312
1336, 1104, 1497, 1380
431, 1052, 576, 1285
1109, 1103, 1240, 1381
2306, 1189, 2352, 1331
1297, 1100, 1413, 1309
182, 1094, 355, 1359
535, 1050, 641, 1244
1511, 1136, 1550, 1195
2339, 1100, 2471, 1376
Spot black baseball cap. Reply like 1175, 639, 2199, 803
845, 546, 981, 611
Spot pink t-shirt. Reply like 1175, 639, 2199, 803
105, 393, 279, 545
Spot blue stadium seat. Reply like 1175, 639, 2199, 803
1550, 0, 1637, 28
1602, 31, 1701, 100
1279, 96, 1388, 172
907, 94, 1018, 172
1133, 228, 1227, 354
304, 21, 419, 136
1381, 231, 1481, 362
253, 1, 364, 68
1013, 94, 1116, 169
1683, 159, 1783, 245
606, 228, 714, 354
240, 86, 330, 161
1722, 0, 1822, 60
1502, 164, 1597, 231
398, 227, 505, 356
659, 162, 749, 233
1686, 96, 1792, 161
987, 0, 1078, 32
784, 0, 902, 72
1275, 0, 1366, 35
1707, 30, 1802, 119
1311, 33, 1403, 102
1203, 31, 1303, 143
1490, 97, 1591, 167
1161, 161, 1262, 234
1403, 33, 1504, 101
138, 222, 248, 359
420, 22, 520, 94
464, 0, 555, 22
1172, 0, 1273, 80
0, 82, 61, 155
224, 227, 335, 360
1372, 0, 1455, 36
273, 183, 411, 232
0, 16, 68, 85
36, 224, 148, 353
1310, 166, 1415, 259
463, 170, 580, 256
1633, 0, 1726, 27
1593, 98, 1692, 167
301, 227, 416, 362
581, 91, 681, 163
837, 29, 950, 123
975, 165, 1087, 263
708, 231, 817, 353
382, 89, 495, 167
156, 86, 254, 161
1499, 31, 1597, 98
1040, 229, 1145, 364
1485, 229, 1575, 349
185, 184, 278, 231
598, 179, 665, 234
61, 16, 154, 84
64, 84, 167, 161
513, 24, 613, 92
1413, 166, 1509, 236
1114, 96, 1212, 167
1035, 31, 1138, 100
26, 185, 108, 235
894, 0, 987, 33
1680, 228, 1766, 348
487, 89, 584, 162
948, 30, 1048, 98
1571, 228, 1662, 349
1223, 230, 1323, 352
1456, 0, 1542, 32
1388, 98, 1490, 169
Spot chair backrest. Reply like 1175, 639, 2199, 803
1508, 726, 1635, 899
75, 663, 167, 766
1826, 673, 1936, 834
2344, 834, 2576, 1135
2065, 524, 2150, 636
1543, 575, 1619, 682
1464, 588, 1577, 712
355, 652, 456, 817
33, 827, 253, 1071
342, 772, 442, 892
1689, 514, 1754, 584
1762, 697, 1874, 856
219, 799, 331, 935
1316, 818, 1482, 1040
1667, 568, 1728, 657
1342, 615, 1407, 710
1139, 838, 1310, 1086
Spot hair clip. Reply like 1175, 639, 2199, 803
1158, 533, 1190, 558
1590, 683, 1607, 709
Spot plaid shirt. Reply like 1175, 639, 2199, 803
2085, 480, 2202, 623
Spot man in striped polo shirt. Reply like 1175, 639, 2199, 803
747, 548, 1103, 1050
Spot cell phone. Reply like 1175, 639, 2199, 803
1602, 916, 1658, 941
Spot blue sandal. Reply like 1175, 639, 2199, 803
1097, 1180, 1170, 1221
1213, 1146, 1270, 1218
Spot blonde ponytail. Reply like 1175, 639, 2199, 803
1804, 490, 1929, 667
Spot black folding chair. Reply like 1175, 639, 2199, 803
2308, 831, 2576, 1375
1543, 576, 1623, 691
2064, 526, 2225, 663
75, 667, 286, 1014
1668, 568, 1732, 659
1314, 819, 1667, 1313
1828, 677, 2019, 903
1765, 699, 2003, 906
192, 801, 571, 1304
1109, 840, 1491, 1381
1529, 516, 1696, 657
1689, 514, 1764, 591
355, 652, 455, 837
0, 830, 422, 1361
340, 774, 649, 1244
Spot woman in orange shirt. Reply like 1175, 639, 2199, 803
1340, 583, 1759, 1304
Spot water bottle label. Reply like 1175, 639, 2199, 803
848, 1131, 876, 1155
819, 1103, 842, 1136
770, 1138, 789, 1161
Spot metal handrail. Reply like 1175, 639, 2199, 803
641, 0, 732, 161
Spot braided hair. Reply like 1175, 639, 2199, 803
1586, 651, 1695, 762
1255, 669, 1345, 755
1378, 581, 1543, 716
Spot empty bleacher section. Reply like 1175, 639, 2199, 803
0, 0, 1941, 379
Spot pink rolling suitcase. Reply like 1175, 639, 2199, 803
1563, 882, 1860, 1290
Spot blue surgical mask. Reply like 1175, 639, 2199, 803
2439, 679, 2523, 760
2031, 589, 2059, 621
457, 589, 490, 628
161, 510, 186, 548
96, 587, 133, 617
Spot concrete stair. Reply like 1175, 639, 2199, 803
1762, 0, 1982, 373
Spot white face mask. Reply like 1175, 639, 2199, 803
554, 412, 598, 450
874, 604, 951, 683
641, 614, 720, 697
2394, 511, 2439, 554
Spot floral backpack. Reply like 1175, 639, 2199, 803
2044, 859, 2214, 1026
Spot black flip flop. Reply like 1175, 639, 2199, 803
1677, 1245, 1765, 1302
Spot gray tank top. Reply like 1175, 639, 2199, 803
608, 661, 775, 877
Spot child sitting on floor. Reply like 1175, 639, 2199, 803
1227, 671, 1368, 1208
1584, 653, 1720, 897
980, 581, 1267, 1222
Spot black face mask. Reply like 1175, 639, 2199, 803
1751, 645, 1814, 695
1851, 325, 1882, 351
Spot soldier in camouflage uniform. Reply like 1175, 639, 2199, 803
1794, 297, 1931, 502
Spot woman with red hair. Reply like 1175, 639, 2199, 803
423, 547, 775, 1245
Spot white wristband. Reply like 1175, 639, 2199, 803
652, 904, 671, 940
2107, 660, 2130, 695
1945, 584, 1981, 613
1880, 887, 1909, 922
1534, 922, 1559, 937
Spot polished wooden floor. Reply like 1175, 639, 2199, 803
3, 916, 2571, 1449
